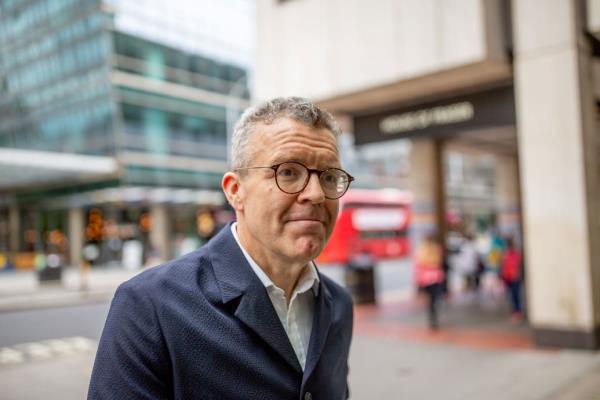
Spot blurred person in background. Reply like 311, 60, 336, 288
501, 237, 523, 322
486, 227, 506, 273
414, 234, 445, 330
88, 97, 354, 400
456, 233, 480, 292
480, 226, 506, 302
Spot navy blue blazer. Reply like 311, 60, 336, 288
88, 223, 353, 400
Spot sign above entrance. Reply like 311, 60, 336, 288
379, 101, 475, 135
353, 86, 515, 145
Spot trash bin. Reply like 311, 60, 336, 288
345, 252, 376, 304
37, 253, 63, 284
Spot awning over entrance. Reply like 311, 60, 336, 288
352, 86, 516, 145
0, 148, 119, 191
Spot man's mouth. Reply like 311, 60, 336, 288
287, 218, 326, 228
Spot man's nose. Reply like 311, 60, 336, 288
298, 172, 325, 203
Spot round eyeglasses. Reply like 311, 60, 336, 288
235, 161, 355, 200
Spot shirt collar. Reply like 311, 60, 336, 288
231, 222, 319, 296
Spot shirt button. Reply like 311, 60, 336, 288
304, 392, 312, 400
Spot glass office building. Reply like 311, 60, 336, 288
0, 0, 253, 268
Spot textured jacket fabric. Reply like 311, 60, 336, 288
88, 223, 353, 400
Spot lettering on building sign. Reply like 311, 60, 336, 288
379, 102, 475, 135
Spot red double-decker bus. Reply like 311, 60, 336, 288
317, 189, 412, 264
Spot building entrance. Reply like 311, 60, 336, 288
352, 85, 526, 330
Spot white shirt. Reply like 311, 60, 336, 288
231, 223, 319, 370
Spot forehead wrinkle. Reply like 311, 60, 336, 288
273, 141, 338, 158
253, 119, 339, 166
269, 129, 336, 146
271, 129, 338, 152
270, 140, 339, 166
266, 120, 336, 143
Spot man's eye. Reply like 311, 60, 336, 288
278, 168, 297, 178
322, 174, 336, 184
323, 171, 343, 185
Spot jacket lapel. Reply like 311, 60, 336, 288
302, 272, 333, 384
234, 282, 302, 373
208, 224, 302, 373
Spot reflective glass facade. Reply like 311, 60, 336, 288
113, 31, 248, 94
118, 87, 228, 158
106, 0, 255, 70
0, 0, 115, 155
0, 0, 249, 185
110, 31, 248, 185
0, 0, 251, 266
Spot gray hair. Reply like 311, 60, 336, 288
230, 96, 341, 169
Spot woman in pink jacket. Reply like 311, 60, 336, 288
501, 237, 523, 322
414, 234, 445, 329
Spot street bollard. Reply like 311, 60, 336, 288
37, 253, 63, 285
344, 252, 376, 305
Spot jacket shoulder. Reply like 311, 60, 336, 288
320, 273, 351, 302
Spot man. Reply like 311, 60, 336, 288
88, 97, 355, 399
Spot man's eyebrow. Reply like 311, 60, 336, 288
270, 156, 302, 165
269, 157, 342, 169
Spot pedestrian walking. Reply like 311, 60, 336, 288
456, 233, 479, 291
481, 227, 506, 302
414, 234, 445, 330
501, 237, 523, 322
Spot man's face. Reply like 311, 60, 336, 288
227, 117, 341, 265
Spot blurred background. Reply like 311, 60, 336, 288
0, 0, 600, 399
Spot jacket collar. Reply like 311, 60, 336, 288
230, 222, 320, 297
208, 223, 301, 372
208, 223, 334, 377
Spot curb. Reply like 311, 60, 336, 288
0, 289, 116, 313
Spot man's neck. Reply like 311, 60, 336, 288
235, 223, 309, 304
262, 261, 307, 304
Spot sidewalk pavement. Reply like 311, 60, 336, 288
0, 267, 141, 312
349, 333, 600, 400
351, 294, 600, 399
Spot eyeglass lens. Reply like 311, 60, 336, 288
275, 162, 350, 199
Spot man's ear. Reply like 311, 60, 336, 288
222, 172, 244, 212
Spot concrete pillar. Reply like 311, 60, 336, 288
494, 155, 522, 246
513, 0, 600, 348
408, 138, 445, 248
150, 204, 170, 262
68, 208, 84, 267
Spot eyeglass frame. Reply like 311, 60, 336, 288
234, 161, 355, 200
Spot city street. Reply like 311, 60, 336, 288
0, 303, 109, 348
0, 260, 599, 399
2, 0, 600, 398
0, 260, 409, 348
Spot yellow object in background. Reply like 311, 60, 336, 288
34, 253, 46, 271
